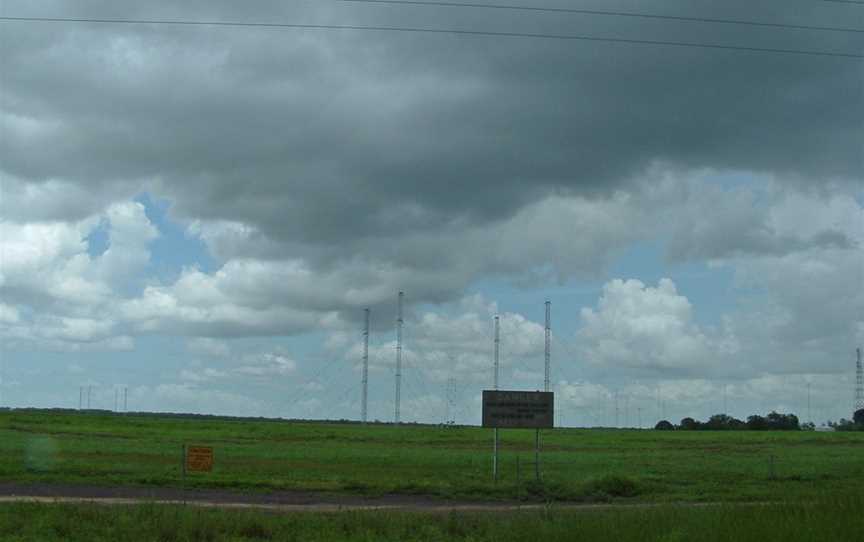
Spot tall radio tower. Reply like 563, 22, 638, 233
492, 314, 500, 480
394, 292, 403, 424
544, 300, 551, 392
445, 377, 457, 425
856, 347, 863, 412
361, 308, 370, 424
493, 315, 500, 390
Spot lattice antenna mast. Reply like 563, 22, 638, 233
493, 315, 500, 390
361, 308, 370, 424
446, 353, 457, 425
856, 347, 863, 411
544, 300, 551, 392
395, 292, 403, 424
445, 377, 457, 425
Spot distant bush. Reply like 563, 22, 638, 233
654, 420, 674, 431
766, 411, 800, 431
582, 475, 640, 499
679, 417, 700, 431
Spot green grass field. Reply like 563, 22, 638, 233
2, 497, 863, 542
2, 410, 864, 502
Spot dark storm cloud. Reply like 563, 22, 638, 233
2, 0, 862, 246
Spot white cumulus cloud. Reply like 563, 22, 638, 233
578, 278, 725, 373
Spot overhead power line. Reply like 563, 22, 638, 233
335, 0, 864, 34
1, 16, 861, 58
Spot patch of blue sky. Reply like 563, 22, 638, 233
84, 217, 110, 258
135, 192, 216, 281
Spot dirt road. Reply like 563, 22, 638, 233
0, 483, 669, 513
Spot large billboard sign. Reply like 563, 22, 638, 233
482, 390, 554, 429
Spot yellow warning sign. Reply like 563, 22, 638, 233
185, 446, 214, 473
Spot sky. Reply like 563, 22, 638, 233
1, 0, 862, 427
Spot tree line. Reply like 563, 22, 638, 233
654, 409, 864, 431
829, 409, 864, 432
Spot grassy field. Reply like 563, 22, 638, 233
2, 496, 863, 542
2, 410, 864, 503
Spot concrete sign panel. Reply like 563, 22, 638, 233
482, 390, 554, 429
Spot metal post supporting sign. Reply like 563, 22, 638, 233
181, 444, 186, 503
493, 428, 499, 482
516, 455, 521, 492
535, 429, 540, 482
